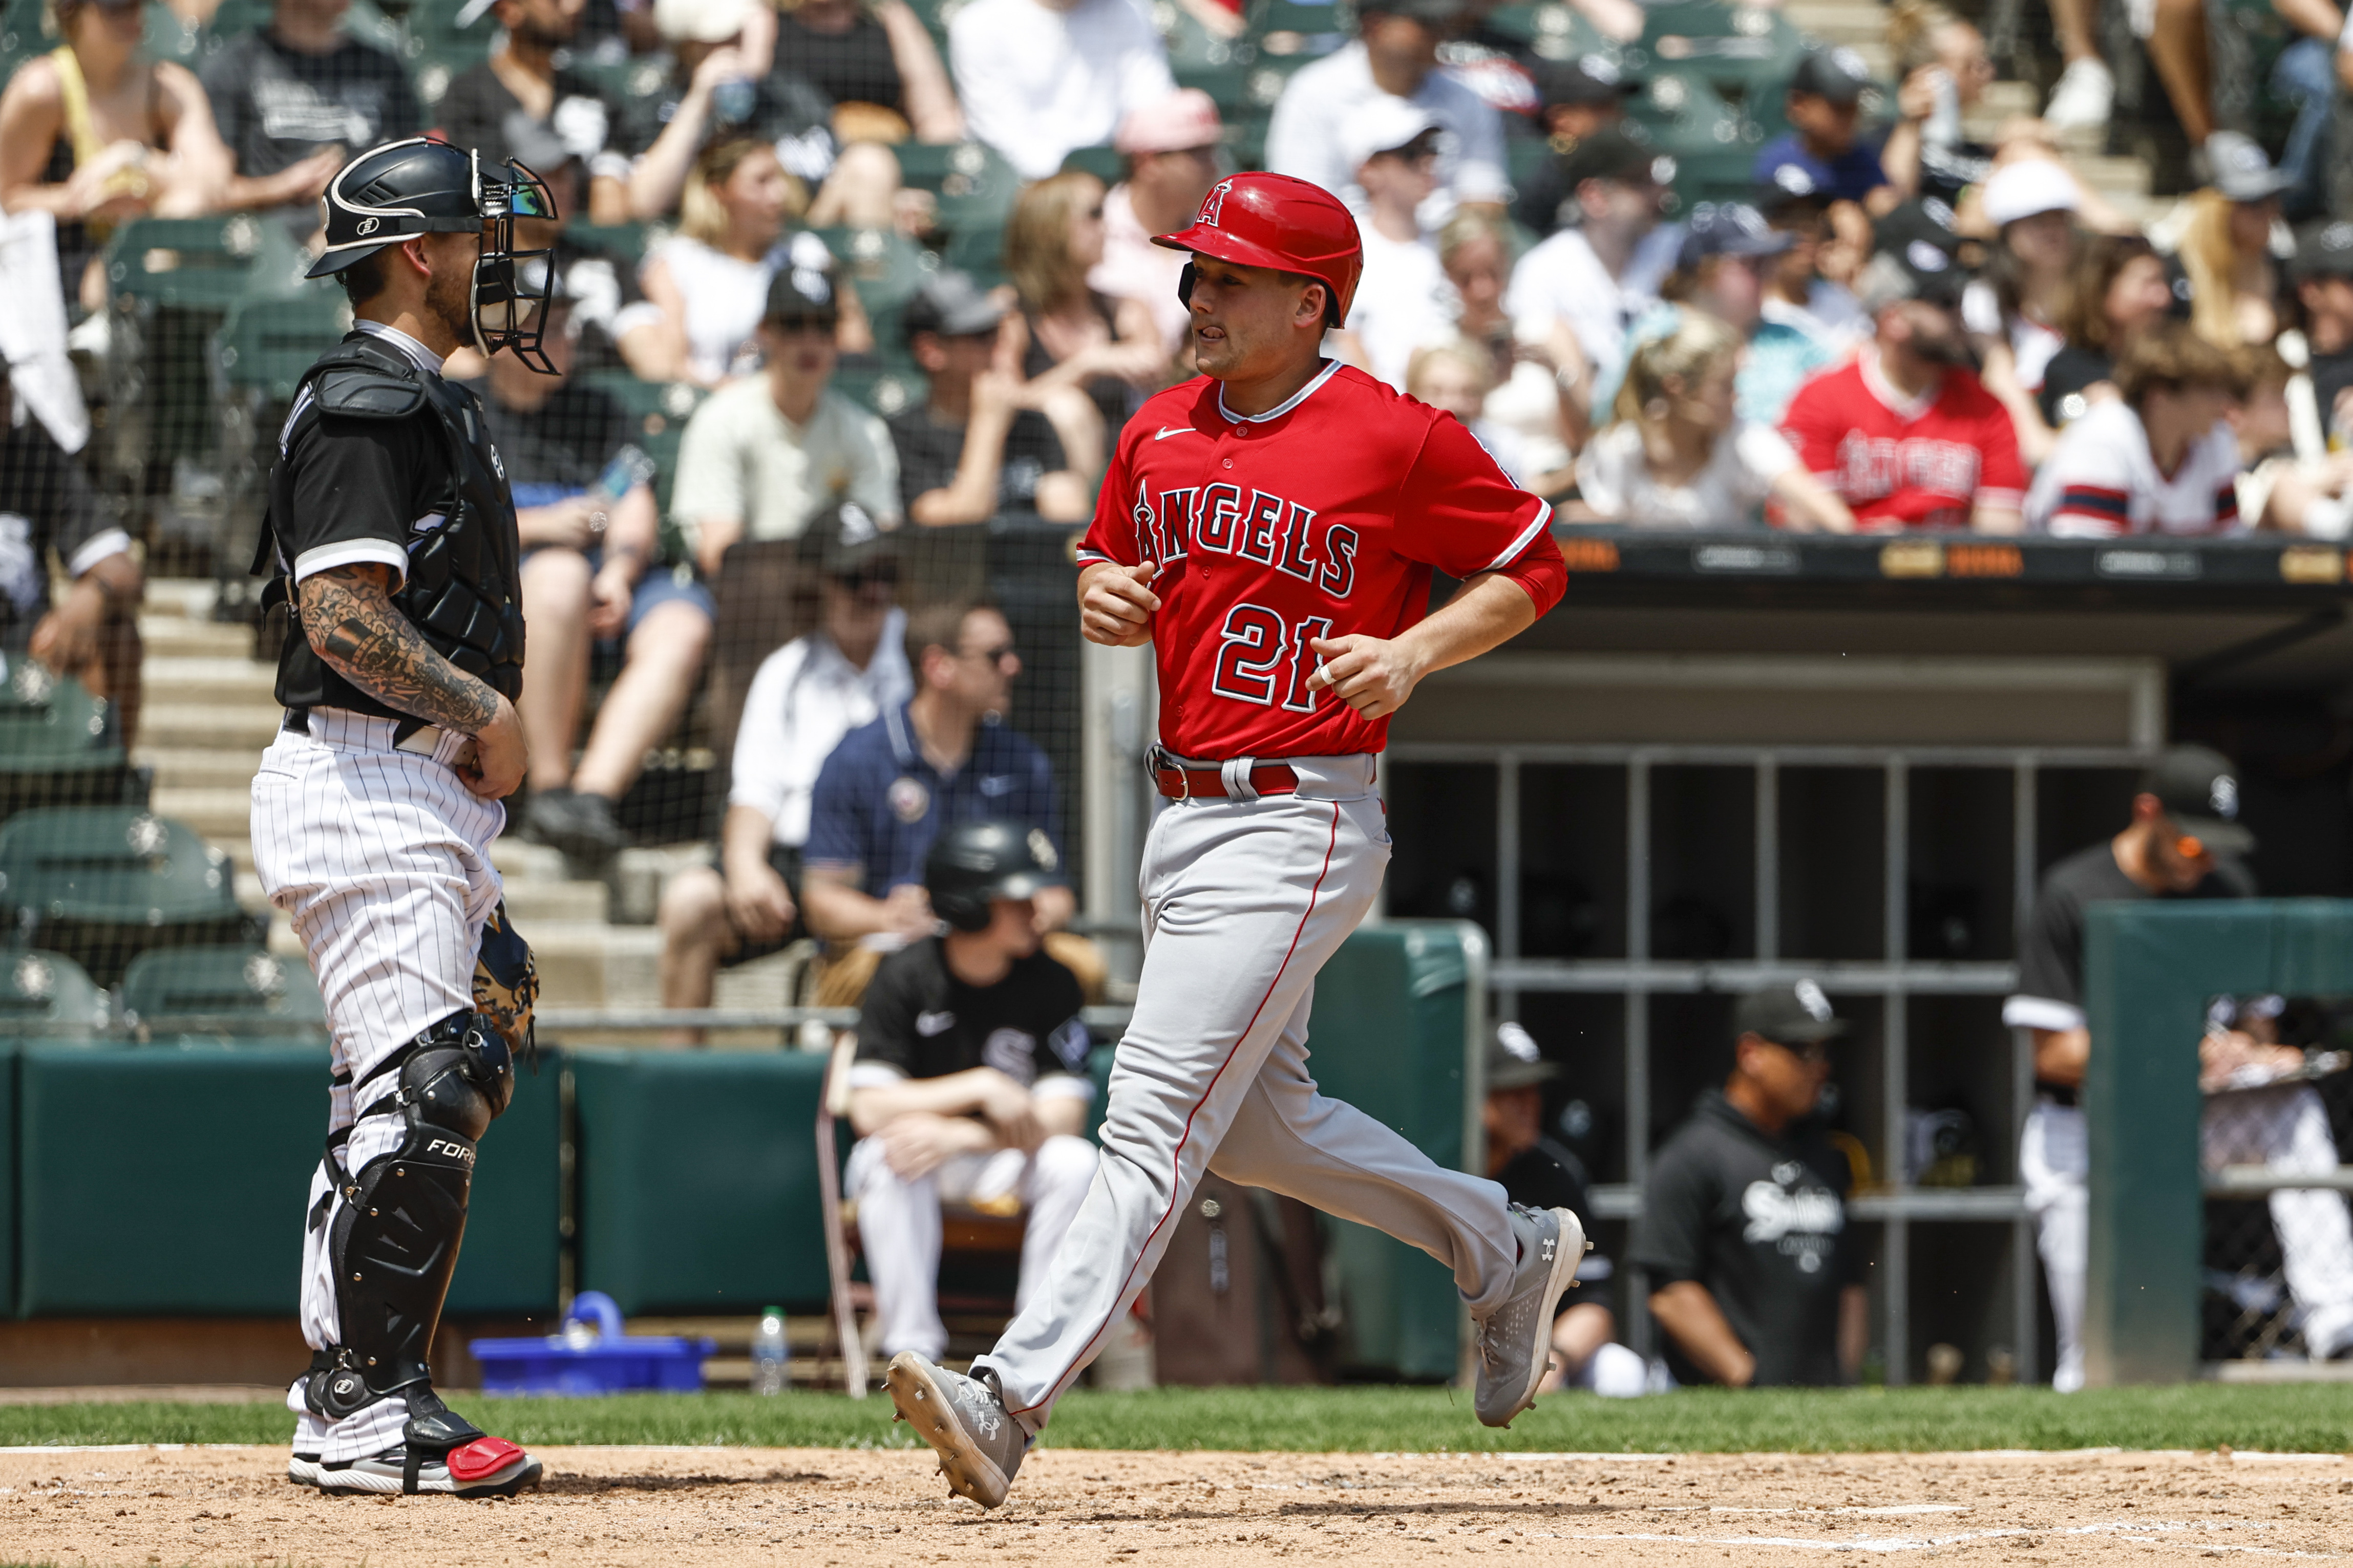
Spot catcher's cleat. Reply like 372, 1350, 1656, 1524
1472, 1204, 1585, 1429
313, 1436, 542, 1497
886, 1351, 1028, 1509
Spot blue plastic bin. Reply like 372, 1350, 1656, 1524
469, 1292, 716, 1396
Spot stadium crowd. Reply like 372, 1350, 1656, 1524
11, 0, 2353, 786
9, 0, 2353, 1389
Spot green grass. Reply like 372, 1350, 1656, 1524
4, 1384, 2350, 1454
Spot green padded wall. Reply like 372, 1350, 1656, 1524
1291, 921, 1485, 1382
14, 1043, 560, 1318
570, 1049, 832, 1315
0, 1045, 14, 1315
448, 1055, 563, 1316
2083, 899, 2353, 1384
18, 1043, 321, 1314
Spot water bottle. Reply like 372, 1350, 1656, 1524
751, 1306, 789, 1395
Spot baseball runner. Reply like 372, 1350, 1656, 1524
247, 137, 553, 1496
885, 172, 1578, 1508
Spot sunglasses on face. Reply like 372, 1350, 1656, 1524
769, 316, 836, 336
832, 567, 898, 592
1764, 1037, 1833, 1065
962, 643, 1018, 666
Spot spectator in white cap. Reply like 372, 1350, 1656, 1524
1966, 160, 2080, 466
1090, 89, 1225, 355
1265, 0, 1508, 217
2163, 130, 2294, 350
1329, 98, 1456, 390
948, 0, 1175, 181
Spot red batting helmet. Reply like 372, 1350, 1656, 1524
1153, 172, 1364, 326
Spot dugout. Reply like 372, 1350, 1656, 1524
1083, 530, 2353, 1386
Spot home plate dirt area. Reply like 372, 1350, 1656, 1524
4, 1445, 2351, 1565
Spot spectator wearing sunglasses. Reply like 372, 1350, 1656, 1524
1634, 982, 1870, 1389
669, 264, 901, 575
653, 507, 912, 1043
799, 599, 1073, 1008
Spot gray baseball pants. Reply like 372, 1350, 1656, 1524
972, 754, 1519, 1431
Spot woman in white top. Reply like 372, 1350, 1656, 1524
1438, 211, 1585, 497
1567, 309, 1853, 531
619, 137, 862, 384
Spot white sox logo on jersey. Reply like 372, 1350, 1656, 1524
1129, 484, 1358, 597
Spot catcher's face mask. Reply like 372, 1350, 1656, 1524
470, 151, 559, 375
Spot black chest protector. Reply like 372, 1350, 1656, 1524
258, 333, 526, 725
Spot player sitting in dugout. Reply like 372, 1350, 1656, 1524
1633, 983, 1870, 1388
845, 821, 1100, 1368
1484, 1023, 1649, 1397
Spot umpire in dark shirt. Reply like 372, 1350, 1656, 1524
1486, 1022, 1650, 1396
1634, 982, 1868, 1387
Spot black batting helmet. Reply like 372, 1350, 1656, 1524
926, 820, 1060, 932
307, 136, 561, 373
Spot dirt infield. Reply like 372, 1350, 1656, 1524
4, 1442, 2350, 1565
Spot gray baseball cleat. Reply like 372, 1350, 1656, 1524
887, 1351, 1030, 1509
1472, 1204, 1586, 1428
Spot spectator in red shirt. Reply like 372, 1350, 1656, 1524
1779, 202, 2026, 532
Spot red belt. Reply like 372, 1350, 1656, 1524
1152, 763, 1299, 800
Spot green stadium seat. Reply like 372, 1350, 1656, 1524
813, 224, 930, 357
1250, 0, 1346, 42
105, 214, 309, 311
1059, 144, 1124, 184
214, 288, 352, 404
0, 668, 131, 826
0, 949, 106, 1040
565, 221, 649, 262
830, 361, 928, 419
582, 371, 707, 543
119, 943, 327, 1041
0, 807, 255, 989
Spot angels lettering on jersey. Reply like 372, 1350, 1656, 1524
1077, 361, 1566, 761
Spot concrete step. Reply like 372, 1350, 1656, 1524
135, 746, 269, 790
139, 701, 281, 750
1785, 1, 1890, 47
142, 580, 219, 619
151, 786, 256, 849
138, 616, 258, 661
142, 656, 278, 709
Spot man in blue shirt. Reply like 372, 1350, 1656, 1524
1752, 49, 1891, 290
803, 599, 1074, 967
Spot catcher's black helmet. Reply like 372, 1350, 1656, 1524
926, 820, 1060, 933
307, 136, 561, 373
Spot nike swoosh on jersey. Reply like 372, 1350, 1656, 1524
1153, 425, 1201, 441
917, 1011, 956, 1037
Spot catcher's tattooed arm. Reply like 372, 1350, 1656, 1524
295, 563, 529, 797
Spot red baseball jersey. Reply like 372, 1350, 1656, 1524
1077, 361, 1565, 760
1779, 351, 2027, 530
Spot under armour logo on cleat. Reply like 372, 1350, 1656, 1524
1540, 1238, 1557, 1261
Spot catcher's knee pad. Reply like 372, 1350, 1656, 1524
306, 1012, 514, 1418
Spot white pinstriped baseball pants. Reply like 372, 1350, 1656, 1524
971, 755, 1520, 1432
251, 708, 506, 1463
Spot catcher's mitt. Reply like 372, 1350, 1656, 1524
474, 899, 539, 1068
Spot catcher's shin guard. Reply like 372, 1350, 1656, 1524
305, 1012, 515, 1459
